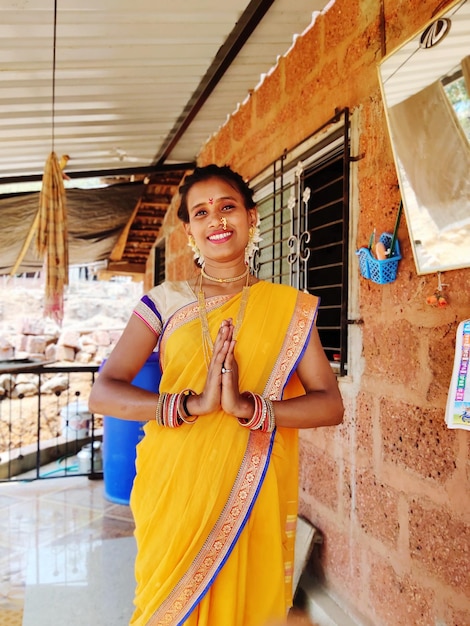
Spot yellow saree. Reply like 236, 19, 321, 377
130, 281, 319, 626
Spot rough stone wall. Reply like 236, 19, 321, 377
163, 1, 470, 625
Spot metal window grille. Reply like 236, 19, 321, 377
252, 109, 350, 375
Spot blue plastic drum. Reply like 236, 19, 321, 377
102, 352, 161, 505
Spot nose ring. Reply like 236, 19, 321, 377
220, 216, 227, 231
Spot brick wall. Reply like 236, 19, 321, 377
162, 1, 470, 624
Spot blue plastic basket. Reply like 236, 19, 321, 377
356, 232, 401, 284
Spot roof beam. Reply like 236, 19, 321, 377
0, 162, 195, 186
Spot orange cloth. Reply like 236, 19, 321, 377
36, 151, 68, 323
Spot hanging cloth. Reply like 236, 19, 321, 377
35, 151, 69, 324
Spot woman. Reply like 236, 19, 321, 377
89, 164, 344, 626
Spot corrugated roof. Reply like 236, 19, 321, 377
0, 0, 330, 182
0, 0, 332, 276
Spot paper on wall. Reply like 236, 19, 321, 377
445, 319, 470, 430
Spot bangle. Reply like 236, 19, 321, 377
238, 392, 275, 432
155, 392, 167, 426
155, 390, 198, 427
182, 394, 191, 416
178, 389, 198, 424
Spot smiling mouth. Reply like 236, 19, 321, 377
208, 231, 232, 242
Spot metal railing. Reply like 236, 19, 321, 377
0, 362, 102, 482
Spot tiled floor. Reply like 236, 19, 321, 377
0, 466, 325, 626
0, 469, 136, 626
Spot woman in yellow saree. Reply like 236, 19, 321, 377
89, 165, 344, 626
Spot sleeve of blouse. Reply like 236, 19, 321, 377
133, 291, 163, 336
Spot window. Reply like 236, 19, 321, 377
252, 109, 350, 375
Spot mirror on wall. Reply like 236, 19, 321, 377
379, 0, 470, 275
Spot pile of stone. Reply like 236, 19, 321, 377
0, 371, 70, 399
0, 318, 123, 366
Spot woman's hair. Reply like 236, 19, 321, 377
177, 164, 256, 223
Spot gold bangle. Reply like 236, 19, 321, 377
155, 393, 167, 426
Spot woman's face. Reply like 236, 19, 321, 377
184, 177, 257, 266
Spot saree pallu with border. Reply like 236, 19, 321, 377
130, 281, 319, 626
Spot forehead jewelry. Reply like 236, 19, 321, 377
208, 197, 214, 204
220, 216, 227, 230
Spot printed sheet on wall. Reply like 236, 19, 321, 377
445, 319, 470, 430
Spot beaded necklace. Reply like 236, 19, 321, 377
197, 270, 251, 368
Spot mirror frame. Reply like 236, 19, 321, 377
378, 0, 470, 275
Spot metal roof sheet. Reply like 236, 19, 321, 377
0, 0, 329, 183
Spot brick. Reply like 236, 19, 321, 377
55, 345, 75, 362
58, 329, 80, 349
254, 71, 281, 123
283, 21, 323, 97
232, 96, 254, 142
0, 336, 14, 359
409, 500, 470, 589
24, 335, 47, 354
44, 343, 57, 361
13, 334, 28, 352
317, 523, 364, 604
40, 374, 68, 395
324, 0, 361, 49
213, 124, 234, 165
369, 561, 434, 626
381, 399, 457, 482
12, 382, 38, 398
20, 319, 46, 335
90, 330, 110, 347
79, 343, 96, 355
108, 329, 122, 346
75, 350, 92, 364
80, 333, 95, 345
0, 374, 14, 392
444, 606, 470, 626
362, 319, 421, 389
354, 392, 374, 457
355, 469, 399, 546
299, 439, 339, 511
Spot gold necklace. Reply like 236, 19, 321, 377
197, 271, 251, 368
201, 265, 249, 283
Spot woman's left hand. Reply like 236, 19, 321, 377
220, 327, 254, 420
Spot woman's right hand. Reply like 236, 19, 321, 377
187, 319, 233, 416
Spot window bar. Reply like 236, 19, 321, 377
272, 158, 278, 281
287, 160, 302, 290
340, 108, 350, 377
287, 176, 297, 289
300, 173, 311, 293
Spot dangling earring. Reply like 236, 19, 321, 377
187, 234, 205, 267
245, 216, 262, 263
